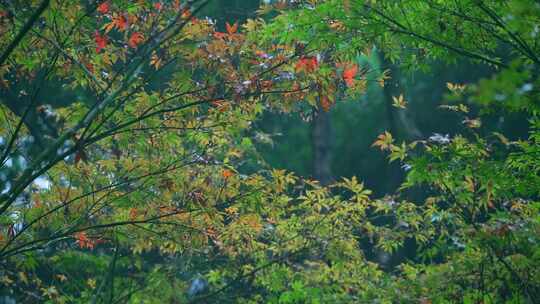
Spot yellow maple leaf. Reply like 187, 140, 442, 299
57, 274, 68, 282
372, 131, 394, 151
446, 82, 466, 92
392, 94, 407, 109
150, 52, 162, 70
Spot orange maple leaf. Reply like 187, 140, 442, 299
34, 197, 42, 208
97, 1, 110, 14
226, 22, 238, 35
75, 232, 95, 249
342, 64, 358, 87
115, 14, 128, 31
222, 169, 234, 179
94, 31, 107, 53
129, 208, 138, 221
181, 9, 192, 19
128, 32, 144, 48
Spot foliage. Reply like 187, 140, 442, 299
0, 0, 539, 303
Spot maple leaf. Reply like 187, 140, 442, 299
462, 118, 481, 129
56, 274, 68, 282
115, 14, 128, 31
295, 56, 318, 73
257, 4, 273, 15
439, 103, 469, 113
211, 99, 230, 112
446, 82, 466, 92
97, 1, 110, 14
94, 31, 107, 53
372, 131, 394, 151
74, 152, 82, 164
225, 206, 239, 215
226, 22, 238, 35
150, 52, 162, 69
129, 208, 138, 221
85, 62, 95, 74
329, 20, 345, 31
392, 94, 407, 109
33, 196, 42, 208
222, 169, 234, 179
181, 9, 192, 19
103, 20, 115, 33
213, 32, 227, 39
320, 94, 332, 112
74, 149, 87, 164
154, 2, 163, 11
342, 64, 358, 87
128, 32, 144, 48
378, 69, 391, 87
75, 232, 95, 249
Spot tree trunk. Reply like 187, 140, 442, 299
311, 109, 333, 186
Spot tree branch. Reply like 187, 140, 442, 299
0, 0, 50, 66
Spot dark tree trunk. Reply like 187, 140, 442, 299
311, 109, 333, 186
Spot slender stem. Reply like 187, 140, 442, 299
0, 0, 50, 66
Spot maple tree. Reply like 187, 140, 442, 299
0, 0, 539, 303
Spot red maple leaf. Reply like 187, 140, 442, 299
85, 62, 95, 74
295, 56, 318, 73
320, 94, 332, 112
94, 30, 107, 53
74, 149, 87, 164
213, 32, 227, 39
97, 1, 110, 14
154, 2, 163, 11
342, 64, 358, 87
128, 32, 144, 48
